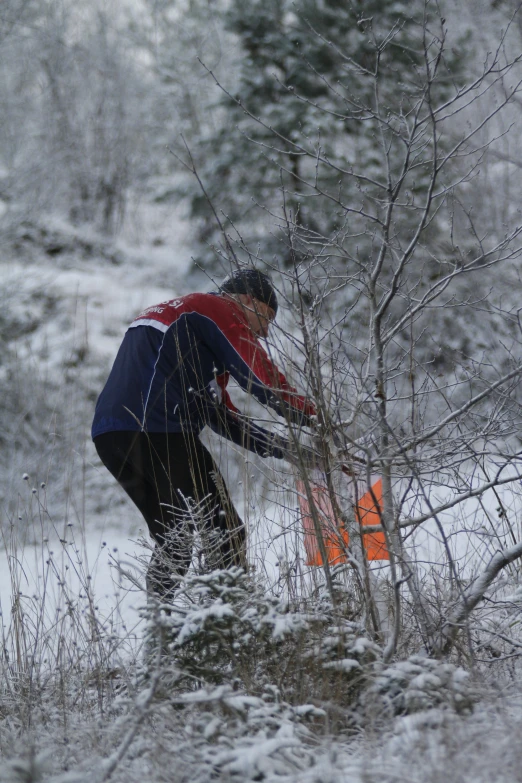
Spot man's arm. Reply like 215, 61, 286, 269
206, 401, 288, 458
190, 299, 317, 425
207, 386, 322, 467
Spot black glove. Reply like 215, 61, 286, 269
281, 441, 324, 471
265, 432, 291, 459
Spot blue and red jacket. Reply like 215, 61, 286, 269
91, 293, 315, 457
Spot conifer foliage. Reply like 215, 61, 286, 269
144, 567, 380, 714
142, 566, 476, 740
187, 0, 463, 268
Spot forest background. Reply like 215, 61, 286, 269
3, 0, 522, 781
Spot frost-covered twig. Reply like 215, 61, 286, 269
436, 540, 522, 655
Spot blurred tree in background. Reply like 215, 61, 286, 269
183, 0, 466, 271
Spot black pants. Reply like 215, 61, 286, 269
94, 431, 246, 598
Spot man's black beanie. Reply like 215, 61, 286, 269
219, 269, 278, 315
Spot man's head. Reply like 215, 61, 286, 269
219, 269, 277, 337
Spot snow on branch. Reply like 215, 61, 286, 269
435, 539, 522, 655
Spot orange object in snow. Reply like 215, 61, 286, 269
297, 474, 389, 565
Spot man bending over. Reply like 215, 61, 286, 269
92, 269, 316, 598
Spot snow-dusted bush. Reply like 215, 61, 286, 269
363, 654, 477, 719
144, 566, 310, 690
143, 567, 381, 727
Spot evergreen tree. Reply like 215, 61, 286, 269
184, 0, 465, 271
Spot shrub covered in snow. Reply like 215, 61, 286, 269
363, 654, 477, 719
143, 567, 381, 728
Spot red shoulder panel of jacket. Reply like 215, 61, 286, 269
131, 293, 223, 328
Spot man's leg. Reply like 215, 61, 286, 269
94, 431, 197, 598
94, 431, 246, 598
